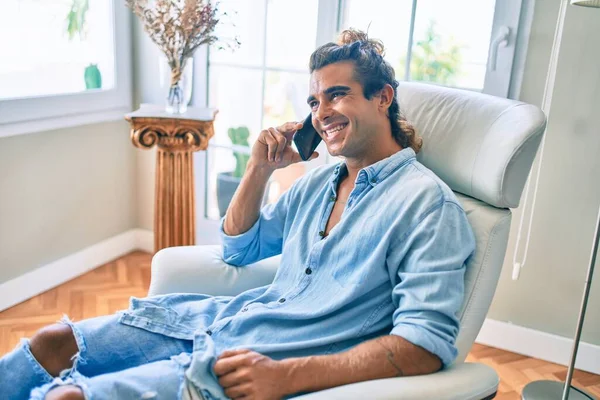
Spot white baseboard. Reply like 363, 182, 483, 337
0, 229, 154, 312
476, 318, 600, 375
133, 228, 154, 253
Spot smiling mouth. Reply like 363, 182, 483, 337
323, 123, 348, 140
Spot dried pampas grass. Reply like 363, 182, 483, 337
126, 0, 238, 85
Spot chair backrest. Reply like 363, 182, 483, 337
397, 82, 546, 362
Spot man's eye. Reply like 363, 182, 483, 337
309, 101, 318, 109
331, 92, 344, 99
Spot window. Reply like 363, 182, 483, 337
340, 0, 522, 95
342, 0, 495, 91
203, 0, 326, 221
0, 0, 132, 137
200, 0, 525, 223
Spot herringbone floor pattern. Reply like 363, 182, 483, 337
0, 251, 598, 399
0, 251, 151, 356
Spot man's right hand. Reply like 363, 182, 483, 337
251, 121, 319, 171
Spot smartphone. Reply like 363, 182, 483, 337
293, 114, 322, 161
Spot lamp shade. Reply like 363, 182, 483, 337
571, 0, 600, 7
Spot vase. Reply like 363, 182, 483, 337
159, 56, 194, 114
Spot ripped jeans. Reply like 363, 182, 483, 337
0, 313, 195, 399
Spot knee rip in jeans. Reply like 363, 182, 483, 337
28, 315, 91, 400
56, 314, 88, 375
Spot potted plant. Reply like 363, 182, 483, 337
216, 127, 272, 217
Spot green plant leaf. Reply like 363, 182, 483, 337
66, 0, 89, 40
228, 126, 251, 178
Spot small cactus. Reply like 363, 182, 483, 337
84, 64, 102, 89
228, 127, 250, 178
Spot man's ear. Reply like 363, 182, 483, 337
376, 84, 394, 112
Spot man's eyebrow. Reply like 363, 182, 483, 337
324, 85, 351, 95
306, 85, 352, 104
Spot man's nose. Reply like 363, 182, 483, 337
315, 100, 333, 123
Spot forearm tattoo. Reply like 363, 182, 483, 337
376, 338, 405, 377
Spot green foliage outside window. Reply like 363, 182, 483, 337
400, 20, 464, 86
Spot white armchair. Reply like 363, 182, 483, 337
148, 82, 546, 400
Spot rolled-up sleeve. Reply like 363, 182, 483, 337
220, 185, 294, 267
389, 201, 475, 367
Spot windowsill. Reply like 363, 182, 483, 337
0, 106, 132, 139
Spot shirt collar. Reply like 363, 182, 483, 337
330, 147, 416, 187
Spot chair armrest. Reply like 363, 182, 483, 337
293, 362, 498, 400
148, 245, 280, 297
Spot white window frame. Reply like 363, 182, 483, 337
338, 0, 525, 98
197, 0, 339, 228
0, 0, 132, 139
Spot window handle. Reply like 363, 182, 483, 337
488, 26, 510, 71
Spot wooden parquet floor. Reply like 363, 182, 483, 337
0, 251, 599, 399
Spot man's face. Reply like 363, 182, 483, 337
307, 61, 383, 159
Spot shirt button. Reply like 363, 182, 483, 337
206, 330, 212, 336
318, 231, 325, 237
330, 196, 336, 202
371, 178, 377, 184
305, 267, 312, 275
278, 298, 286, 303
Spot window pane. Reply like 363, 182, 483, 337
262, 70, 311, 205
263, 71, 310, 129
343, 0, 496, 91
410, 0, 495, 90
341, 0, 414, 78
0, 0, 115, 100
205, 0, 322, 221
265, 0, 319, 70
209, 0, 266, 67
208, 66, 263, 146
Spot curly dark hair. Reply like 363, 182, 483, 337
309, 29, 422, 153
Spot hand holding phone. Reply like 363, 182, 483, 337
251, 119, 319, 171
292, 114, 322, 161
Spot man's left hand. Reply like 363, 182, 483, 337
214, 348, 292, 400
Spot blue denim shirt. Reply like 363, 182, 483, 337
119, 147, 475, 399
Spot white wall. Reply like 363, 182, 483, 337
0, 121, 136, 283
488, 0, 600, 346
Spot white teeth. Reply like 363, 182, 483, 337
325, 124, 347, 136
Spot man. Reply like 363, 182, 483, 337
0, 29, 475, 400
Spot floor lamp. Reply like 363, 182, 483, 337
519, 1, 600, 399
